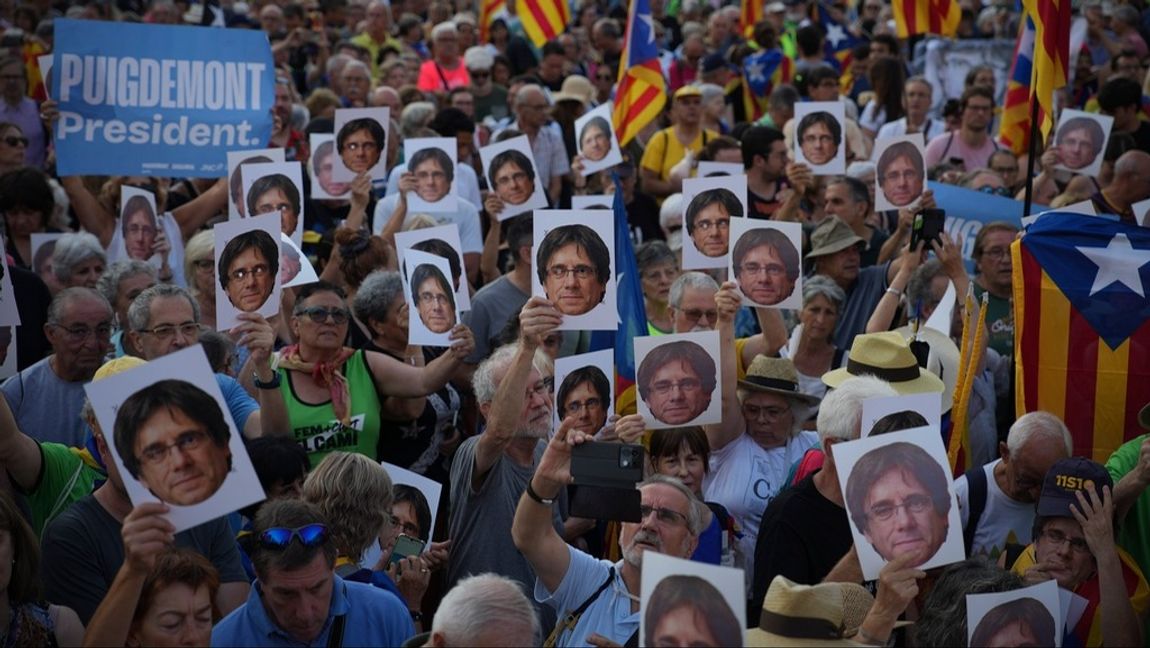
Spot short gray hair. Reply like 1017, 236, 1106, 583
47, 287, 111, 326
432, 574, 540, 646
430, 20, 457, 41
635, 240, 677, 274
916, 558, 1024, 647
1006, 411, 1072, 458
801, 274, 845, 309
905, 259, 945, 314
473, 342, 552, 405
400, 101, 437, 137
96, 260, 156, 308
669, 271, 719, 309
51, 232, 106, 283
127, 283, 199, 332
640, 474, 708, 536
352, 270, 405, 327
817, 375, 898, 443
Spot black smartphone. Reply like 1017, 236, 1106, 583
389, 534, 426, 566
570, 484, 642, 522
571, 441, 645, 490
910, 208, 945, 251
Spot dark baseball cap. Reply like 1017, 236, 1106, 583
701, 52, 736, 75
1036, 457, 1113, 518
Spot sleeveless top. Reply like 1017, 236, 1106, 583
279, 349, 383, 465
4, 603, 58, 648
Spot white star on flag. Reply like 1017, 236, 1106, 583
747, 60, 765, 82
1076, 232, 1150, 298
825, 23, 847, 49
640, 14, 655, 43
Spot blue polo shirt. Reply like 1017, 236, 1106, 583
211, 573, 414, 647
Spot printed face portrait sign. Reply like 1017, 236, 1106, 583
83, 346, 266, 532
966, 580, 1063, 648
119, 186, 161, 263
833, 426, 964, 580
532, 210, 616, 331
332, 106, 391, 182
575, 102, 623, 175
240, 161, 306, 246
729, 218, 802, 309
226, 148, 286, 218
571, 195, 613, 210
553, 349, 614, 434
360, 462, 444, 570
395, 224, 471, 312
696, 161, 745, 178
640, 553, 746, 648
479, 135, 548, 220
404, 137, 459, 213
0, 326, 15, 380
681, 174, 747, 271
213, 212, 282, 331
873, 135, 927, 211
634, 330, 723, 430
403, 248, 460, 346
30, 232, 64, 289
0, 235, 20, 328
1052, 109, 1113, 178
1131, 197, 1150, 227
308, 134, 351, 202
860, 392, 942, 439
793, 101, 847, 175
280, 232, 318, 288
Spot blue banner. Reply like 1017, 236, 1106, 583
928, 181, 1035, 262
53, 19, 274, 178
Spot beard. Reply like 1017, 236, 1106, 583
514, 406, 552, 439
621, 529, 662, 568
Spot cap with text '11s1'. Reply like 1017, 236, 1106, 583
1036, 457, 1113, 518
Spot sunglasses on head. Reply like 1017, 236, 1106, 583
259, 524, 329, 549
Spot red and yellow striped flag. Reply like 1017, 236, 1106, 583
519, 0, 569, 47
1014, 214, 1150, 462
948, 289, 988, 474
892, 0, 961, 38
739, 0, 762, 39
478, 0, 504, 43
1023, 0, 1071, 143
612, 0, 666, 147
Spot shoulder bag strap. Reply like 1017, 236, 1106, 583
327, 614, 347, 648
543, 566, 617, 648
962, 465, 988, 555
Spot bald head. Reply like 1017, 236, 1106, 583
371, 86, 401, 113
1111, 150, 1150, 204
1114, 149, 1150, 178
515, 84, 546, 109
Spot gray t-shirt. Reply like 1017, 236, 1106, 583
1, 356, 89, 446
830, 264, 890, 351
41, 494, 247, 624
462, 275, 530, 365
447, 435, 563, 624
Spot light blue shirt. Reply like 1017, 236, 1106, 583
211, 573, 414, 647
536, 546, 638, 647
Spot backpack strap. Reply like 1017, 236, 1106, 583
939, 131, 956, 160
543, 566, 617, 647
962, 465, 989, 556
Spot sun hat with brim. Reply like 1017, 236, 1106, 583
894, 325, 957, 412
739, 356, 821, 406
673, 85, 704, 101
746, 576, 875, 647
552, 75, 595, 106
806, 217, 866, 259
822, 331, 946, 400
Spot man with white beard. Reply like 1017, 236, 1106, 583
668, 272, 769, 379
447, 296, 565, 628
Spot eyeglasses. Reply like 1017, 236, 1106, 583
866, 493, 933, 522
418, 291, 451, 306
259, 523, 330, 549
51, 322, 112, 343
639, 505, 689, 527
137, 430, 209, 466
802, 134, 836, 145
127, 224, 157, 237
296, 306, 350, 325
415, 170, 448, 181
991, 166, 1018, 176
596, 74, 613, 81
678, 308, 717, 324
344, 141, 378, 152
980, 247, 1009, 260
565, 398, 602, 414
738, 263, 787, 277
469, 70, 490, 79
526, 376, 553, 400
228, 264, 270, 283
1, 135, 27, 147
882, 170, 921, 184
742, 404, 790, 421
1040, 528, 1091, 554
139, 322, 203, 340
391, 516, 421, 538
495, 171, 529, 187
964, 103, 994, 113
978, 185, 1011, 197
649, 378, 701, 395
693, 218, 729, 232
547, 264, 595, 280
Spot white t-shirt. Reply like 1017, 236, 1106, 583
704, 430, 819, 592
372, 193, 484, 254
953, 459, 1036, 558
875, 116, 946, 145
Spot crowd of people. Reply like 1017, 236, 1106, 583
0, 0, 1149, 646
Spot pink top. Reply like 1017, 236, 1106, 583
417, 59, 470, 92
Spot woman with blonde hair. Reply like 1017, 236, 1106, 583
182, 230, 216, 330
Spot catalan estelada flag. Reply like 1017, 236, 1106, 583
813, 2, 860, 74
739, 0, 762, 39
1023, 0, 1071, 143
612, 0, 666, 147
519, 0, 569, 47
892, 0, 961, 38
1013, 213, 1150, 462
590, 175, 649, 415
999, 16, 1036, 155
478, 0, 504, 44
742, 48, 793, 122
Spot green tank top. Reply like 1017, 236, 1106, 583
279, 349, 382, 465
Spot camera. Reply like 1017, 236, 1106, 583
569, 442, 645, 522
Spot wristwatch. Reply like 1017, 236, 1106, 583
253, 370, 281, 390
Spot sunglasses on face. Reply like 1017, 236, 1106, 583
296, 306, 351, 325
259, 524, 329, 549
1, 135, 27, 147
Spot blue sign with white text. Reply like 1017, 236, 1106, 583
53, 19, 274, 177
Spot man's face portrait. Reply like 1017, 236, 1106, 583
543, 243, 607, 316
644, 359, 712, 425
580, 119, 612, 163
1057, 126, 1100, 170
222, 237, 276, 313
315, 148, 350, 197
251, 185, 300, 237
413, 156, 451, 203
861, 466, 948, 566
970, 598, 1058, 648
340, 127, 382, 173
123, 208, 157, 261
688, 198, 732, 258
130, 403, 231, 506
493, 159, 534, 205
879, 154, 923, 207
800, 118, 838, 165
560, 378, 608, 434
735, 242, 794, 306
651, 604, 725, 648
415, 270, 455, 333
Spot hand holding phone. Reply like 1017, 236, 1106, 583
910, 209, 945, 252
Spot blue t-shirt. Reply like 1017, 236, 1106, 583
536, 546, 638, 647
212, 573, 415, 647
216, 374, 257, 434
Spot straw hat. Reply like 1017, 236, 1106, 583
822, 331, 947, 407
746, 576, 874, 647
806, 217, 865, 259
895, 324, 958, 412
673, 85, 703, 101
739, 356, 821, 406
94, 356, 146, 380
552, 76, 596, 107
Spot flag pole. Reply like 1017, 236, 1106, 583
1021, 85, 1041, 219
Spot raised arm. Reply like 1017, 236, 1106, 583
480, 199, 504, 285
171, 179, 228, 242
866, 242, 922, 334
60, 176, 116, 248
0, 390, 42, 491
703, 282, 743, 452
751, 307, 787, 360
1076, 487, 1143, 648
774, 162, 813, 224
378, 173, 415, 244
364, 324, 475, 398
234, 313, 291, 438
1113, 437, 1150, 521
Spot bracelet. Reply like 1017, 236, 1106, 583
524, 480, 556, 506
885, 287, 903, 298
253, 371, 281, 390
